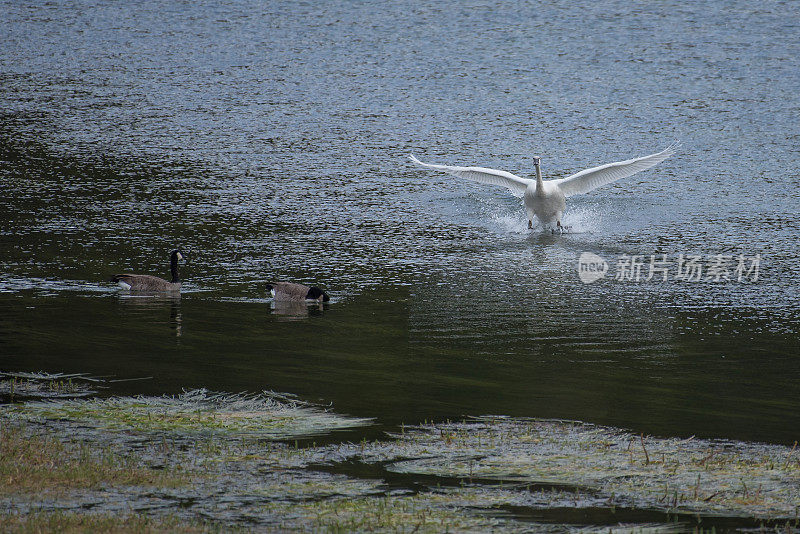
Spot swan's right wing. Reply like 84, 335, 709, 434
552, 144, 678, 197
409, 154, 532, 198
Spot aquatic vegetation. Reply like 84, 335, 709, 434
3, 385, 799, 531
5, 388, 372, 439
261, 484, 687, 533
359, 417, 800, 520
260, 491, 513, 533
0, 371, 103, 400
250, 471, 383, 502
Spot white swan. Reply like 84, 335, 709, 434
409, 144, 677, 232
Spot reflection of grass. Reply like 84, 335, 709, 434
0, 421, 186, 495
0, 511, 223, 533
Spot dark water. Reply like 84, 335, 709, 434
1, 0, 799, 451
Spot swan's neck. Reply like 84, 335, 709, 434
170, 255, 180, 283
534, 164, 543, 192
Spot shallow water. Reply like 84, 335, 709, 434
1, 0, 799, 512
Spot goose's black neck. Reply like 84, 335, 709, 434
170, 252, 180, 283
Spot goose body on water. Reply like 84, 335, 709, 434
409, 145, 677, 232
111, 249, 185, 292
267, 282, 330, 302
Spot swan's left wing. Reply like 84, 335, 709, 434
409, 154, 533, 198
553, 144, 677, 197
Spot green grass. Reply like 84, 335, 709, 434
0, 421, 187, 495
0, 511, 228, 534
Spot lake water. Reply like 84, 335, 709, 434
1, 0, 799, 489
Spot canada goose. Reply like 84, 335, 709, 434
266, 282, 330, 302
409, 144, 677, 232
111, 249, 185, 292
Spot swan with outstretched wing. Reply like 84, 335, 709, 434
409, 144, 677, 232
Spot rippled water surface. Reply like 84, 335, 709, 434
1, 0, 799, 455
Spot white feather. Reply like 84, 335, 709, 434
409, 154, 532, 198
553, 143, 679, 197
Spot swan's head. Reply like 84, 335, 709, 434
307, 286, 330, 302
532, 156, 541, 167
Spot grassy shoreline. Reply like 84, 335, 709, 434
1, 379, 799, 532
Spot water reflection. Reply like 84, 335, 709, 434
0, 287, 798, 443
117, 293, 182, 338
270, 300, 324, 320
